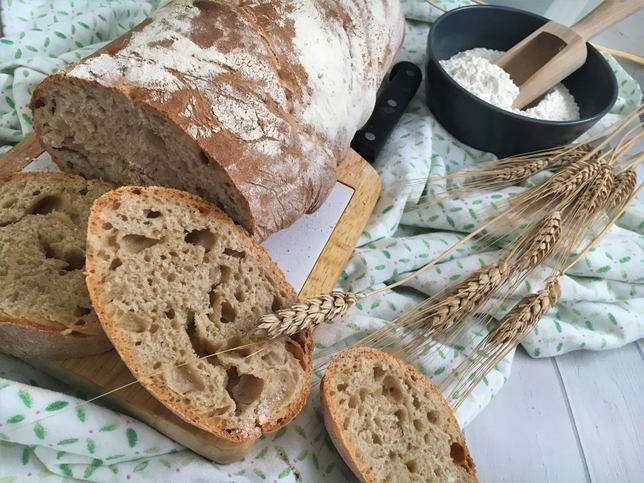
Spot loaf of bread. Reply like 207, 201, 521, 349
320, 347, 479, 483
30, 0, 405, 241
0, 172, 115, 359
84, 185, 313, 448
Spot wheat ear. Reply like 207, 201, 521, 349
607, 167, 638, 209
252, 291, 366, 339
508, 211, 562, 273
444, 276, 561, 409
391, 260, 511, 360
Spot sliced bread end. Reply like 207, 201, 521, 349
0, 172, 115, 359
321, 347, 478, 483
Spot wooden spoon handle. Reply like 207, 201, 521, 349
572, 0, 644, 41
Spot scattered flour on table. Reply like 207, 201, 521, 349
440, 48, 580, 121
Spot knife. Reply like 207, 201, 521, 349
350, 61, 423, 164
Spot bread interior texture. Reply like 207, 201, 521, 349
33, 82, 251, 232
0, 174, 112, 334
325, 351, 476, 483
86, 188, 310, 438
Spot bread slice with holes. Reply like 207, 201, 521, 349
0, 172, 115, 359
320, 347, 478, 483
85, 185, 313, 456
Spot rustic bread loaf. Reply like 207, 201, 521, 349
0, 172, 114, 359
84, 185, 313, 448
30, 0, 405, 241
320, 347, 479, 483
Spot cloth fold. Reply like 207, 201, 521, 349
1, 0, 643, 481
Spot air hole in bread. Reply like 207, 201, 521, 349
167, 272, 176, 282
348, 395, 359, 409
73, 306, 92, 317
424, 433, 432, 445
220, 265, 232, 283
165, 309, 175, 319
168, 364, 205, 394
74, 320, 86, 326
109, 258, 122, 271
150, 324, 159, 334
30, 195, 61, 215
359, 388, 369, 402
32, 190, 41, 196
63, 252, 85, 271
131, 188, 142, 195
382, 375, 404, 403
405, 460, 418, 474
123, 314, 149, 333
412, 395, 422, 410
135, 340, 142, 346
394, 408, 407, 424
234, 290, 245, 302
223, 247, 246, 259
226, 367, 264, 414
184, 228, 217, 251
284, 339, 305, 366
220, 301, 237, 324
33, 98, 46, 109
450, 442, 466, 467
373, 364, 386, 381
78, 187, 88, 196
372, 432, 382, 445
413, 419, 423, 431
271, 295, 284, 312
146, 210, 162, 219
121, 234, 161, 254
102, 222, 113, 230
199, 151, 209, 165
427, 410, 439, 424
153, 361, 162, 370
343, 417, 350, 430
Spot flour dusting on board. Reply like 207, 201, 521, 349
441, 48, 580, 121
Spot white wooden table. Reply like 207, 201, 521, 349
464, 342, 644, 482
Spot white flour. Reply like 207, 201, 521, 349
440, 48, 580, 121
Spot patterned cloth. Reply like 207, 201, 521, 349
1, 0, 643, 481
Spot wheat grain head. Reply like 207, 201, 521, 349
251, 291, 366, 339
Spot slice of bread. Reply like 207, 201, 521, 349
320, 347, 479, 483
0, 172, 115, 359
84, 186, 313, 445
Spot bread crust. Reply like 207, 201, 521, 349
0, 315, 112, 360
321, 347, 478, 483
30, 0, 405, 241
0, 172, 115, 359
85, 186, 313, 448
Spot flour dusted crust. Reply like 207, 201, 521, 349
31, 0, 405, 241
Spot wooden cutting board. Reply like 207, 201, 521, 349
0, 134, 380, 463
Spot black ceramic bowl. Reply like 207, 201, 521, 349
425, 5, 618, 158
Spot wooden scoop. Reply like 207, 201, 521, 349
495, 0, 644, 110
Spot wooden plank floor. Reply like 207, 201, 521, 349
464, 344, 644, 482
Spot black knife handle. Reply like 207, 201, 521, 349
350, 61, 422, 164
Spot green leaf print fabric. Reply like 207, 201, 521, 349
1, 0, 644, 482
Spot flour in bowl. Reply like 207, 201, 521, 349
440, 48, 580, 121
